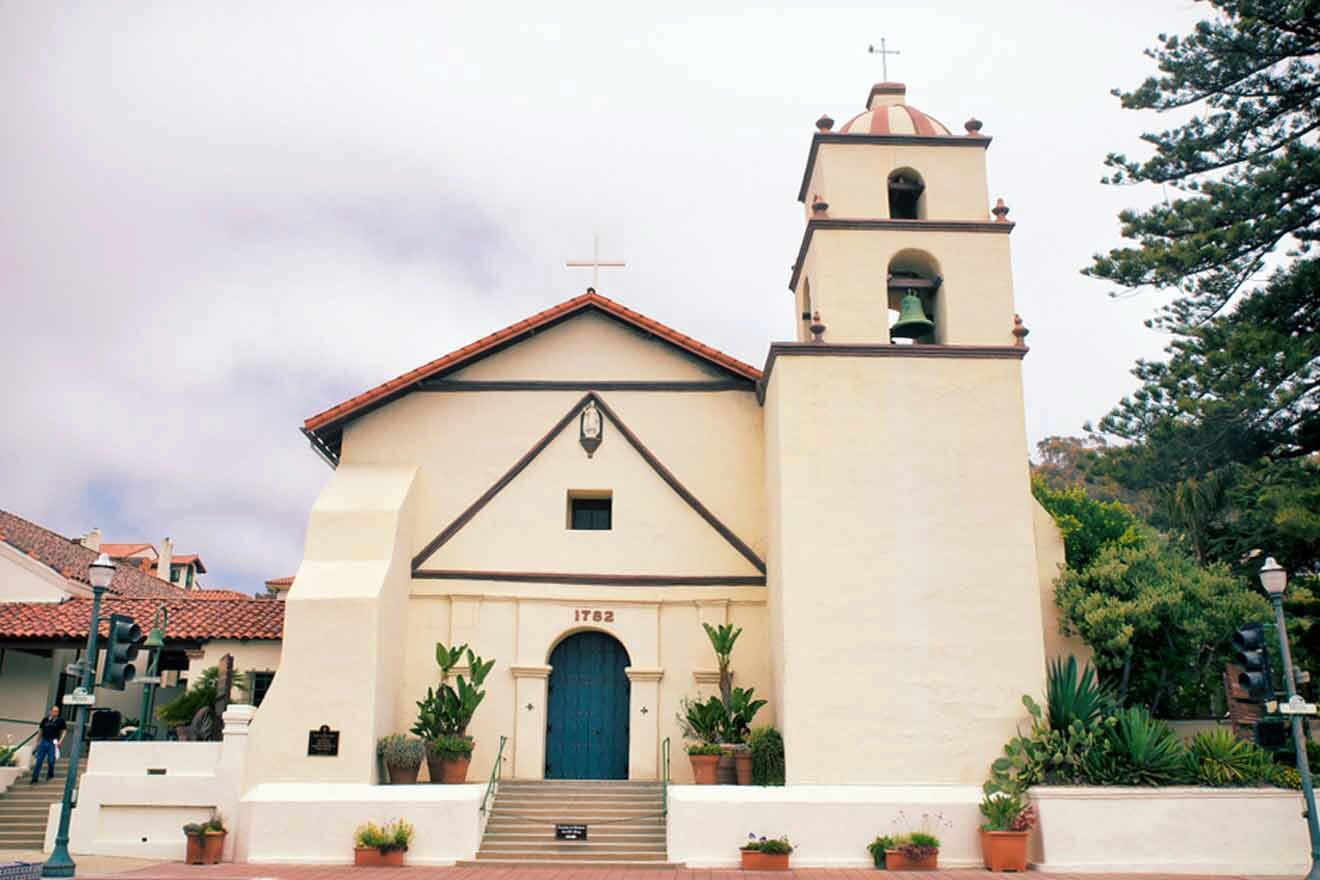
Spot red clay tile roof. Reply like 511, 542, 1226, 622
0, 596, 284, 641
100, 543, 156, 558
0, 510, 187, 600
301, 292, 762, 463
186, 588, 255, 599
264, 576, 294, 587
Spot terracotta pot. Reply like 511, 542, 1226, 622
689, 753, 719, 784
715, 749, 736, 785
885, 849, 938, 870
201, 830, 226, 864
388, 762, 420, 785
425, 738, 474, 783
733, 749, 753, 785
354, 846, 404, 867
740, 850, 790, 870
184, 834, 205, 865
980, 829, 1028, 872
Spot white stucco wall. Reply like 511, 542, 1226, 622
0, 648, 54, 744
0, 542, 84, 601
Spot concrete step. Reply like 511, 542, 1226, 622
483, 831, 665, 843
0, 831, 46, 845
493, 794, 664, 806
478, 842, 665, 854
484, 821, 664, 835
473, 850, 671, 862
0, 820, 47, 831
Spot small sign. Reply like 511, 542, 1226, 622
307, 725, 340, 756
64, 663, 86, 677
135, 675, 162, 685
555, 824, 588, 841
62, 688, 95, 707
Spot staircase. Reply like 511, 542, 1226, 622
461, 779, 675, 868
0, 757, 82, 849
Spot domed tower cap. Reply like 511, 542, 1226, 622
867, 82, 907, 110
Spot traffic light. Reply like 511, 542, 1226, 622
1233, 622, 1273, 700
101, 614, 141, 690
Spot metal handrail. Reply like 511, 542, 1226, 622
0, 718, 40, 759
661, 736, 670, 817
480, 734, 508, 815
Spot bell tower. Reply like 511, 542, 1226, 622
764, 83, 1047, 785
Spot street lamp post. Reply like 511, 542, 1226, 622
42, 553, 114, 879
1260, 556, 1320, 880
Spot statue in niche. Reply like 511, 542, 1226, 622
580, 402, 603, 458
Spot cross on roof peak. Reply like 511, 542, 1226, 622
565, 234, 626, 291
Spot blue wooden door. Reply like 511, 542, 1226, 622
545, 632, 630, 779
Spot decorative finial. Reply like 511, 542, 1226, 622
815, 114, 834, 132
809, 310, 827, 343
1013, 313, 1030, 347
964, 116, 984, 136
586, 286, 596, 294
811, 194, 829, 215
992, 198, 1010, 223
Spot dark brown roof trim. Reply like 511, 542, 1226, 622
797, 132, 993, 203
413, 570, 765, 587
757, 342, 1028, 403
410, 391, 766, 575
417, 379, 754, 392
788, 218, 1015, 292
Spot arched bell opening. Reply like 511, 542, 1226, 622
886, 249, 942, 344
887, 168, 926, 220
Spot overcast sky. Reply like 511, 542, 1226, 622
2, 1, 1205, 592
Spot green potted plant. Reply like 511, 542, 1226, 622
686, 742, 722, 784
353, 818, 414, 867
703, 623, 743, 784
182, 822, 207, 865
201, 814, 227, 864
884, 811, 949, 870
739, 833, 793, 870
724, 686, 767, 785
377, 735, 424, 785
412, 642, 494, 783
978, 790, 1036, 872
866, 835, 896, 869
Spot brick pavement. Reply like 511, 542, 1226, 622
78, 864, 1275, 880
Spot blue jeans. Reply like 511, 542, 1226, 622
31, 738, 56, 781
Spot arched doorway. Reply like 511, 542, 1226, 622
545, 631, 630, 779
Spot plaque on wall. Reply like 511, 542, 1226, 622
555, 824, 588, 841
307, 724, 340, 756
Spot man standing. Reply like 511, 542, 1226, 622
30, 705, 66, 784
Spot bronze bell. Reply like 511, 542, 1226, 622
890, 288, 934, 339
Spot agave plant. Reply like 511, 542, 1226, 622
1045, 655, 1110, 733
1082, 706, 1189, 786
1187, 728, 1274, 786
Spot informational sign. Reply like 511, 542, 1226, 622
307, 724, 340, 756
62, 687, 95, 707
555, 824, 588, 841
135, 675, 162, 685
64, 663, 87, 677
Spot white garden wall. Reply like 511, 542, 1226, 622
667, 784, 984, 867
1030, 785, 1310, 874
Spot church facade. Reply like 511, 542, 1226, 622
242, 81, 1075, 794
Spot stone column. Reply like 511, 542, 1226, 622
624, 668, 663, 781
509, 665, 551, 780
218, 704, 256, 862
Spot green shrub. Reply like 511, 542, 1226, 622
181, 823, 205, 836
741, 834, 792, 855
205, 814, 227, 833
1083, 707, 1189, 786
1307, 739, 1320, 771
1187, 728, 1275, 786
979, 791, 1026, 831
354, 819, 414, 853
0, 746, 15, 768
987, 695, 1114, 794
747, 726, 785, 786
377, 735, 424, 770
427, 734, 474, 759
687, 742, 722, 756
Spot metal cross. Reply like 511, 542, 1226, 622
867, 38, 900, 81
565, 234, 626, 290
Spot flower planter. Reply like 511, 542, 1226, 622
716, 749, 736, 785
980, 829, 1028, 872
387, 763, 420, 785
425, 738, 473, 783
201, 830, 226, 864
184, 834, 206, 865
884, 849, 938, 870
354, 847, 404, 867
740, 850, 790, 870
689, 754, 719, 785
733, 749, 753, 786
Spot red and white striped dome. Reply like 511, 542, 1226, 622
837, 83, 952, 137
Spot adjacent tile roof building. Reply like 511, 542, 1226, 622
0, 597, 284, 641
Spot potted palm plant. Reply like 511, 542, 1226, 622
703, 623, 741, 784
412, 642, 494, 783
353, 819, 414, 867
377, 735, 424, 785
679, 696, 727, 784
739, 833, 793, 870
978, 791, 1036, 872
686, 743, 722, 784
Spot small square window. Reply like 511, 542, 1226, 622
568, 493, 612, 530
